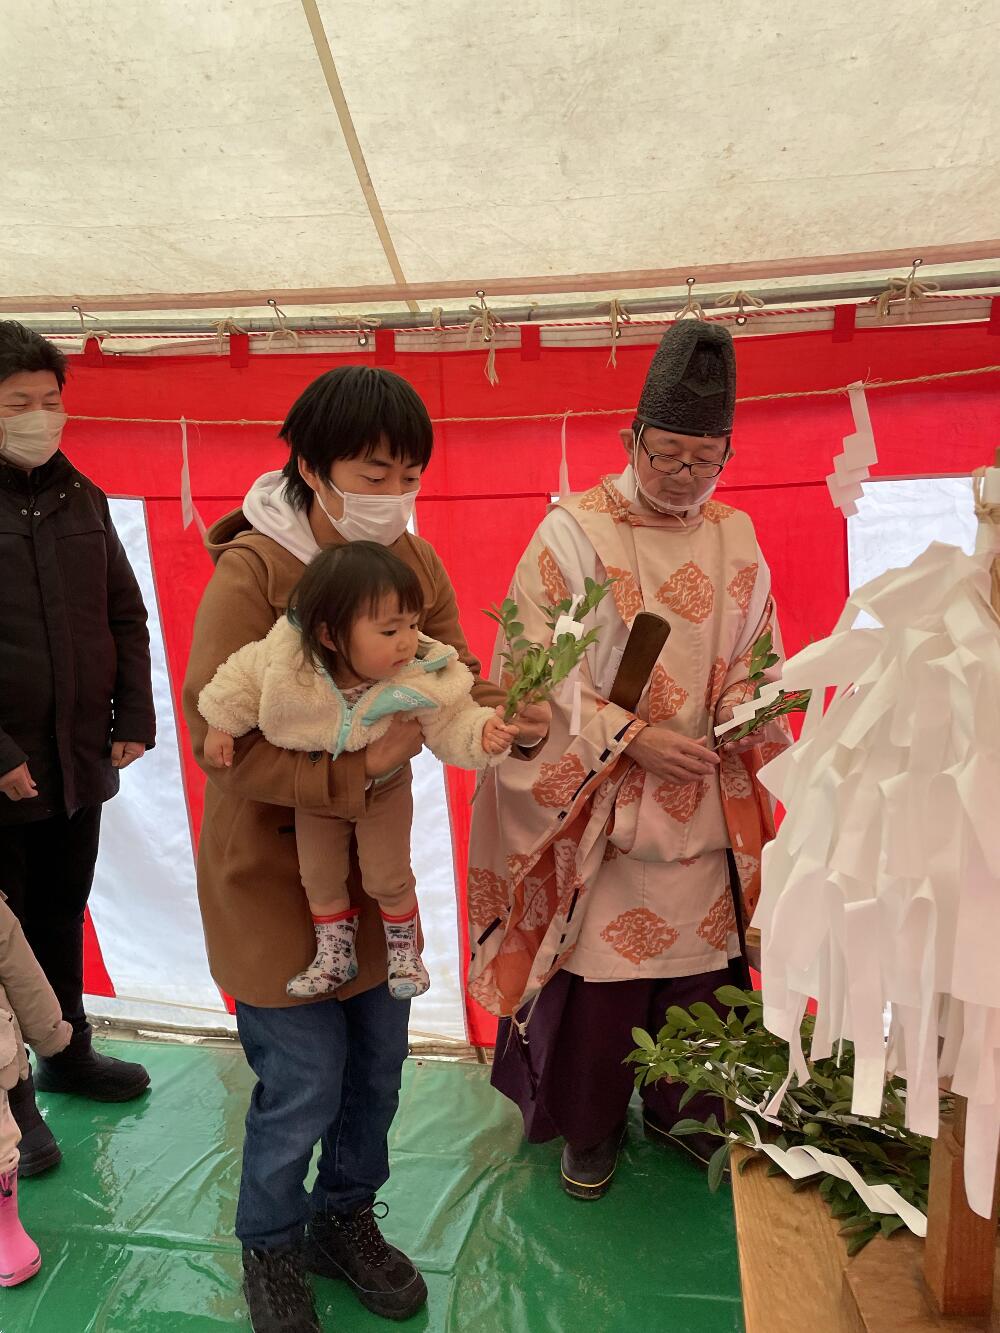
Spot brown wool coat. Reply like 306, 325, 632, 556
182, 510, 504, 1009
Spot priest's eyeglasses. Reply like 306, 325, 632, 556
636, 430, 730, 479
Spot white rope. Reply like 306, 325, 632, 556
66, 363, 1000, 429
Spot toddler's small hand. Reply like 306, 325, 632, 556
483, 714, 518, 756
205, 727, 235, 769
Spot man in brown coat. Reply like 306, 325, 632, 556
183, 366, 547, 1333
0, 324, 156, 1178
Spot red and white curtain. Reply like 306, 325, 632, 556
66, 321, 999, 1044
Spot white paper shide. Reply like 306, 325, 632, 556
753, 539, 1000, 1221
826, 383, 878, 517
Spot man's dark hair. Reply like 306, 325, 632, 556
288, 541, 424, 677
279, 365, 433, 510
0, 321, 68, 389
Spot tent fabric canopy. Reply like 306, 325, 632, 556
3, 0, 999, 309
4, 1, 1000, 1043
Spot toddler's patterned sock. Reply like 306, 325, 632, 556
286, 908, 360, 998
382, 907, 430, 1000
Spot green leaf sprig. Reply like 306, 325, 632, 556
484, 576, 616, 724
627, 988, 940, 1254
723, 629, 811, 743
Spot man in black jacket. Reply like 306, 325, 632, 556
0, 322, 156, 1175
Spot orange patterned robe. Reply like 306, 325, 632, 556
467, 470, 790, 1018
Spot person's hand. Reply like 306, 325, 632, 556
482, 713, 518, 756
111, 741, 147, 770
204, 728, 235, 769
0, 762, 37, 802
510, 699, 552, 747
626, 725, 720, 784
715, 704, 759, 757
364, 716, 425, 778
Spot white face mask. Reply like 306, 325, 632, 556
0, 409, 67, 470
318, 482, 419, 546
631, 444, 718, 516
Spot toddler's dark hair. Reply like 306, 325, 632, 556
288, 542, 424, 676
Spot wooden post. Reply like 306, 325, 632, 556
922, 1096, 999, 1316
923, 487, 1000, 1316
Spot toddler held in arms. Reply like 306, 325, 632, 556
198, 542, 514, 1001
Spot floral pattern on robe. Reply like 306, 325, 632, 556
467, 470, 790, 1016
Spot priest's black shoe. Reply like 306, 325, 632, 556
560, 1121, 627, 1201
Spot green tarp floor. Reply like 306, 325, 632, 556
8, 1039, 743, 1332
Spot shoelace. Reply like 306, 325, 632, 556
251, 1251, 309, 1320
341, 1202, 392, 1268
0, 1172, 13, 1200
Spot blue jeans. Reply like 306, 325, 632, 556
235, 984, 410, 1251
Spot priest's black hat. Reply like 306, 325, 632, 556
635, 320, 737, 438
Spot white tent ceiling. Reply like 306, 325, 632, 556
2, 0, 999, 314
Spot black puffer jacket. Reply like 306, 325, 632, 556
0, 452, 156, 825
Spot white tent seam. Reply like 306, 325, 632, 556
299, 0, 420, 314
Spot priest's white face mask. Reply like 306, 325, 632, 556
623, 424, 730, 514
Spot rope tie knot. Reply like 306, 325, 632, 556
467, 291, 501, 385
328, 312, 382, 346
265, 300, 300, 348
675, 277, 706, 322
607, 297, 631, 367
72, 305, 111, 353
210, 318, 247, 354
715, 289, 765, 326
874, 260, 940, 321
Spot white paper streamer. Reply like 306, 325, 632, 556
714, 680, 781, 737
558, 410, 572, 499
556, 596, 585, 735
754, 541, 1000, 1218
826, 382, 878, 517
179, 417, 206, 536
569, 680, 583, 735
553, 614, 585, 642
737, 1115, 928, 1237
601, 645, 625, 698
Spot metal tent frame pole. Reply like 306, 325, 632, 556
13, 269, 1000, 339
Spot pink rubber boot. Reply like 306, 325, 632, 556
0, 1170, 40, 1287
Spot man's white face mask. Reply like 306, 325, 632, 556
0, 410, 67, 470
631, 430, 721, 515
317, 481, 419, 546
